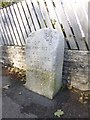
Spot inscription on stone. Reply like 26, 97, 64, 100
25, 28, 64, 99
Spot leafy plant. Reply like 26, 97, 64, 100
0, 2, 11, 8
0, 1, 19, 8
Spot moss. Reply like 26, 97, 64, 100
28, 67, 55, 79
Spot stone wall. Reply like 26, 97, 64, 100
1, 46, 26, 70
0, 46, 89, 91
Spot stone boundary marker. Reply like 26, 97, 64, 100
1, 46, 90, 96
25, 28, 64, 99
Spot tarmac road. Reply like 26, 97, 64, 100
1, 67, 90, 119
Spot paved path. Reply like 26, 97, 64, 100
1, 67, 90, 119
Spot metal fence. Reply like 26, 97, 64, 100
0, 0, 89, 50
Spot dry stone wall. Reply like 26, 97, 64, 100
1, 46, 26, 70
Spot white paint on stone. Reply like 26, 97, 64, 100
25, 28, 64, 99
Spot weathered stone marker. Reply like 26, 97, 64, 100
25, 28, 64, 99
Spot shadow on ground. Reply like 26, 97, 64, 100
2, 67, 90, 118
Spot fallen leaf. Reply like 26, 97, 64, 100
3, 85, 10, 90
54, 109, 64, 117
83, 101, 87, 104
18, 92, 22, 95
79, 96, 83, 100
85, 96, 88, 100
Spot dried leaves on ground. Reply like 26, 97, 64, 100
54, 109, 64, 117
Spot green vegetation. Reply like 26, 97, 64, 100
0, 1, 20, 8
0, 2, 11, 8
